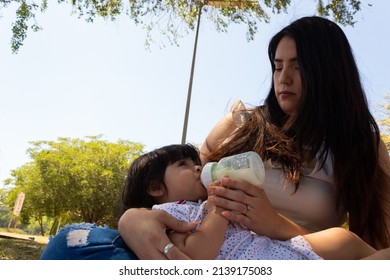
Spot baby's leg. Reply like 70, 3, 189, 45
303, 227, 376, 260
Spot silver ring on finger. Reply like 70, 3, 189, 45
163, 243, 175, 256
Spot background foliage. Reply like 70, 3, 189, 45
380, 95, 390, 150
3, 136, 144, 233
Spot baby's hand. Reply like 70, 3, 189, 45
207, 181, 224, 215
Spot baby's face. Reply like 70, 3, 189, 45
162, 158, 207, 203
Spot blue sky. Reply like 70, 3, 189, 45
1, 1, 389, 185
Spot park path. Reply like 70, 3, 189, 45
0, 230, 48, 244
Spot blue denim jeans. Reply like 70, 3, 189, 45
40, 223, 138, 260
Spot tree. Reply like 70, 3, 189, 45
0, 187, 7, 205
5, 163, 54, 235
1, 0, 365, 53
4, 135, 144, 231
380, 95, 390, 150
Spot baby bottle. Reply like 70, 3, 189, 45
201, 151, 265, 188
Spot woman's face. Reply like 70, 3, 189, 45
273, 36, 302, 115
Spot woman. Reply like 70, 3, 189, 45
118, 16, 390, 259
41, 16, 390, 260
198, 17, 390, 249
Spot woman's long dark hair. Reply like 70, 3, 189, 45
208, 16, 389, 248
117, 144, 201, 218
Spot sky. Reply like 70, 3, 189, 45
1, 1, 389, 186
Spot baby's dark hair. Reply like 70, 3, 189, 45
118, 144, 201, 217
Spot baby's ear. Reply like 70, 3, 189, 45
147, 183, 165, 197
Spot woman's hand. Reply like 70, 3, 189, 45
208, 177, 308, 240
118, 208, 198, 259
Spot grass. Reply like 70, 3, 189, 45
0, 228, 48, 260
0, 238, 47, 260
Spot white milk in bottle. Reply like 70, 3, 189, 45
201, 151, 265, 188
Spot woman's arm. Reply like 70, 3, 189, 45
200, 112, 236, 165
118, 208, 197, 259
210, 177, 311, 240
200, 100, 246, 165
169, 197, 228, 259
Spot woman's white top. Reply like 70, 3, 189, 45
262, 153, 344, 232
